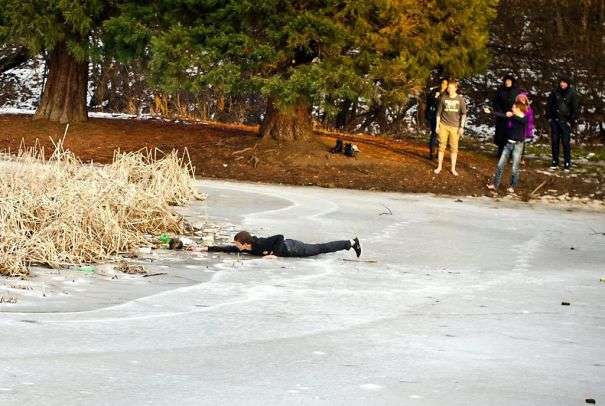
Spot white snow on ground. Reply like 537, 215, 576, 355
0, 108, 156, 121
0, 57, 45, 109
1, 180, 604, 406
0, 107, 35, 115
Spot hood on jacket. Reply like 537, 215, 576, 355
502, 73, 517, 89
558, 75, 573, 92
558, 74, 572, 85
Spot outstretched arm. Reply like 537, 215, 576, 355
207, 245, 241, 253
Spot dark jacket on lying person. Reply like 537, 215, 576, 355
209, 231, 361, 258
209, 234, 285, 256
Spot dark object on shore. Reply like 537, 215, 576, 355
330, 139, 343, 153
570, 247, 575, 250
585, 399, 595, 404
561, 301, 571, 306
344, 142, 359, 157
169, 238, 184, 250
329, 139, 359, 157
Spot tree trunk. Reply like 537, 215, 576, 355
34, 42, 88, 123
335, 99, 352, 129
260, 98, 313, 142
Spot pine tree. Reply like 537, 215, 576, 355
142, 0, 498, 141
0, 0, 498, 131
0, 1, 121, 123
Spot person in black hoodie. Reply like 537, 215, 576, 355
195, 231, 362, 258
425, 78, 448, 160
487, 102, 528, 193
492, 74, 520, 157
546, 75, 580, 171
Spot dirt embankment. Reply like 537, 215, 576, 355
0, 114, 602, 205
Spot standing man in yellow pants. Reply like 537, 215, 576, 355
434, 79, 467, 176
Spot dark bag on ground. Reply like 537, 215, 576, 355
330, 139, 343, 153
344, 143, 359, 157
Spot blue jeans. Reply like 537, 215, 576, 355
493, 141, 524, 189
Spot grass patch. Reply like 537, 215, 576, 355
0, 140, 203, 277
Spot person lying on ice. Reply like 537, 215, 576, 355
189, 231, 361, 258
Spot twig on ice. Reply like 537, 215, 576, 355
379, 204, 392, 216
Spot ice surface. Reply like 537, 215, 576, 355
1, 180, 604, 405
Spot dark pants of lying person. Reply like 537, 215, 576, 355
279, 239, 351, 257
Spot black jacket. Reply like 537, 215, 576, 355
208, 234, 285, 256
425, 87, 443, 122
493, 82, 519, 145
493, 85, 519, 118
547, 87, 579, 125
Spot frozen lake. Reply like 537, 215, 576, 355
1, 180, 604, 405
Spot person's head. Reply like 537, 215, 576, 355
516, 92, 530, 106
168, 238, 184, 250
447, 79, 458, 95
439, 78, 449, 91
234, 230, 254, 251
512, 101, 528, 114
559, 75, 571, 91
503, 74, 515, 88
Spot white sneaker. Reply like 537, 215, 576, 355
507, 187, 515, 194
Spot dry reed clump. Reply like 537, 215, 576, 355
0, 141, 204, 277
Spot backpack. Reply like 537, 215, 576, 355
330, 139, 343, 154
344, 143, 359, 157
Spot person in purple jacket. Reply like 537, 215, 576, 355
515, 92, 535, 141
493, 74, 520, 157
487, 101, 528, 194
512, 92, 535, 165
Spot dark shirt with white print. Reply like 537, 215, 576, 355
437, 94, 467, 128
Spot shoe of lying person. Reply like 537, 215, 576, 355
352, 237, 361, 258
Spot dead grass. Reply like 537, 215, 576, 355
0, 139, 203, 277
